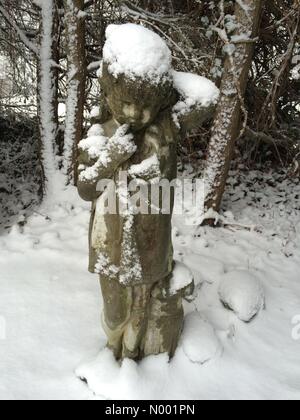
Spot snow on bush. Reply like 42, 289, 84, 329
0, 117, 41, 231
182, 313, 223, 364
103, 23, 172, 83
219, 270, 265, 322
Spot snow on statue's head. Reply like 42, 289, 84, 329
100, 23, 175, 131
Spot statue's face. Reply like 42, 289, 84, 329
101, 68, 171, 132
105, 89, 163, 131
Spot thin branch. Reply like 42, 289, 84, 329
121, 1, 181, 25
0, 3, 38, 55
138, 18, 189, 62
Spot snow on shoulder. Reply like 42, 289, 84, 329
103, 24, 172, 83
219, 270, 265, 322
173, 71, 220, 117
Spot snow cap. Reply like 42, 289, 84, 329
103, 23, 172, 84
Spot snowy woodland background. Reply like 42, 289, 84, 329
1, 0, 300, 222
1, 0, 300, 400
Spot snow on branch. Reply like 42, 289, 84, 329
121, 0, 181, 24
236, 0, 253, 22
0, 3, 38, 55
87, 61, 102, 72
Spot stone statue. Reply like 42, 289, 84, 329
77, 24, 219, 361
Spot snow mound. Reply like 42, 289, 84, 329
170, 261, 194, 296
219, 270, 265, 322
182, 313, 223, 364
173, 71, 220, 110
76, 348, 170, 399
103, 24, 172, 83
76, 348, 122, 397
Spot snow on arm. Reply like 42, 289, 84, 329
103, 23, 172, 84
128, 154, 161, 182
79, 135, 108, 160
172, 71, 220, 130
78, 124, 136, 183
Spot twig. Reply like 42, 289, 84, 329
0, 3, 38, 55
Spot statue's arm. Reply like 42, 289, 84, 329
175, 102, 217, 134
77, 125, 136, 202
128, 154, 162, 183
77, 151, 101, 202
172, 71, 219, 135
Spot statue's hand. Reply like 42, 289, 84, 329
128, 154, 161, 183
109, 124, 137, 165
78, 124, 137, 184
78, 149, 97, 167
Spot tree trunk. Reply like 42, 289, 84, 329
204, 0, 263, 215
63, 0, 86, 184
37, 0, 60, 197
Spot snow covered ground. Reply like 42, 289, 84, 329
0, 169, 300, 400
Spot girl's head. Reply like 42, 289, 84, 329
100, 24, 176, 131
100, 63, 175, 131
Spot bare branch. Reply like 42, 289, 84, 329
0, 2, 38, 55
